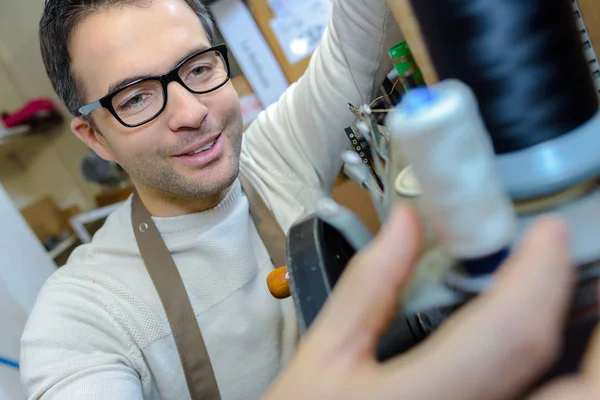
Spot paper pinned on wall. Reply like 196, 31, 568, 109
269, 0, 333, 65
240, 94, 263, 126
209, 0, 289, 107
266, 0, 294, 17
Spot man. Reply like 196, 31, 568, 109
21, 0, 401, 398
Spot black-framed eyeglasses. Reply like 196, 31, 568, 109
78, 44, 231, 128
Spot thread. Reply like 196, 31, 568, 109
386, 80, 517, 268
369, 78, 402, 108
409, 0, 598, 154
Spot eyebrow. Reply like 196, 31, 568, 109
105, 44, 212, 95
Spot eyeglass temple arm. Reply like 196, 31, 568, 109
79, 100, 102, 116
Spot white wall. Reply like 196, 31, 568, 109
0, 287, 28, 400
0, 183, 56, 399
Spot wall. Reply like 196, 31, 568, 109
0, 287, 28, 400
0, 0, 99, 211
0, 183, 57, 399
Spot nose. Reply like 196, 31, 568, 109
165, 82, 208, 131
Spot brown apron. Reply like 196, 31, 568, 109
131, 172, 286, 399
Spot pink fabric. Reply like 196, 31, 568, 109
2, 98, 57, 128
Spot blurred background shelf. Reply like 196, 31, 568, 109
0, 132, 46, 158
47, 235, 77, 259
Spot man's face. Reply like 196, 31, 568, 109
70, 0, 243, 203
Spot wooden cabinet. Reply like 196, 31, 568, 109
579, 0, 600, 55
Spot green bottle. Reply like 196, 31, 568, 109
388, 41, 425, 91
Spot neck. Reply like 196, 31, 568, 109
134, 184, 231, 217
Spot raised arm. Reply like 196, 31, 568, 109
20, 280, 145, 399
240, 0, 403, 221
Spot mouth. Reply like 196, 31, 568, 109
176, 133, 221, 157
173, 132, 225, 167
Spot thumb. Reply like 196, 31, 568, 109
305, 204, 422, 363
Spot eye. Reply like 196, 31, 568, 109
189, 65, 210, 78
120, 93, 150, 110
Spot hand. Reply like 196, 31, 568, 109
264, 204, 600, 400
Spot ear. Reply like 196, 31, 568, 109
71, 117, 116, 162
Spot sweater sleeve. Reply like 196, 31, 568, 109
20, 279, 145, 400
240, 0, 403, 196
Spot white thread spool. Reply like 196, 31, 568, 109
386, 79, 517, 261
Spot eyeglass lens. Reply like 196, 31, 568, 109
111, 49, 229, 126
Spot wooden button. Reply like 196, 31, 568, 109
267, 266, 291, 299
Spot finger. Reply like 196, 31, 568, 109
305, 204, 422, 364
388, 215, 574, 400
577, 283, 600, 386
529, 283, 600, 399
528, 378, 595, 400
581, 328, 600, 379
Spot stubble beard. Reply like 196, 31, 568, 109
127, 114, 244, 202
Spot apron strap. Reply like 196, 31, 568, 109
130, 171, 286, 399
131, 192, 221, 400
239, 172, 287, 268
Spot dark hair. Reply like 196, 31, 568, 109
39, 0, 216, 117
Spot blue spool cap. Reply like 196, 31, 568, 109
399, 87, 439, 116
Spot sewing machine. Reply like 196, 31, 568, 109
268, 0, 600, 389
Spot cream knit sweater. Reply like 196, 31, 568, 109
20, 1, 402, 398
